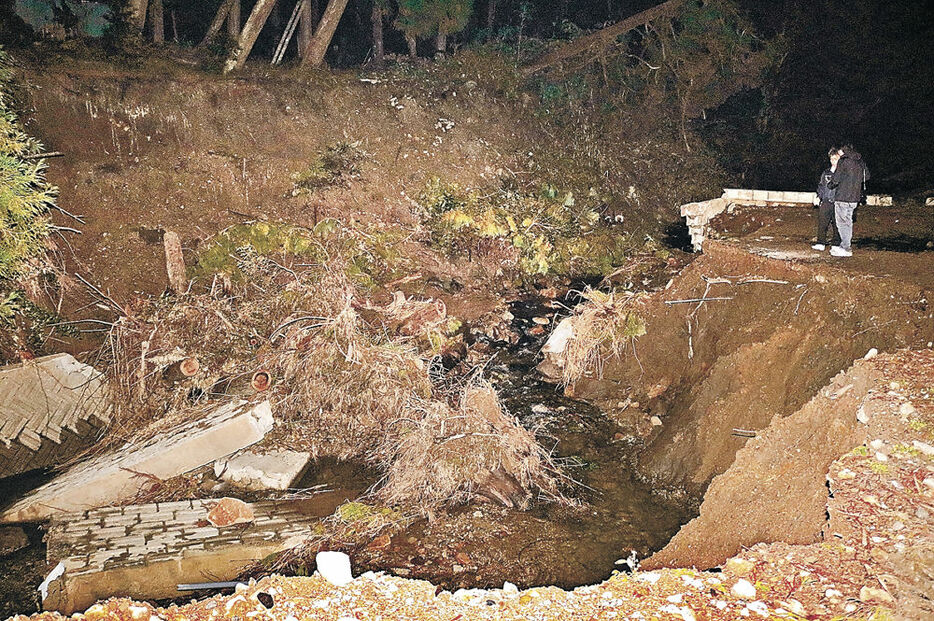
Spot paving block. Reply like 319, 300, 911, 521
0, 400, 274, 524
214, 449, 312, 491
43, 498, 324, 614
0, 354, 111, 479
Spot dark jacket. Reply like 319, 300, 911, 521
830, 148, 870, 203
817, 168, 836, 205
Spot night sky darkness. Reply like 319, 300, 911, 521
2, 0, 932, 193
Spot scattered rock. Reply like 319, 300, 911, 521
531, 404, 551, 414
0, 525, 28, 557
859, 586, 894, 605
316, 551, 354, 586
912, 440, 934, 457
532, 316, 550, 325
528, 325, 545, 336
899, 402, 917, 417
731, 578, 757, 599
455, 551, 472, 565
367, 534, 391, 550
874, 451, 888, 462
916, 506, 930, 520
863, 348, 878, 359
725, 557, 755, 576
856, 406, 869, 424
502, 581, 518, 595
836, 468, 856, 480
650, 416, 663, 427
207, 497, 254, 527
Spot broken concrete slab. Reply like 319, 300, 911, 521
214, 449, 311, 491
43, 498, 320, 614
0, 353, 111, 479
0, 400, 273, 524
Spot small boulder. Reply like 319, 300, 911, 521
731, 578, 757, 599
725, 557, 755, 577
207, 497, 255, 527
316, 551, 354, 586
859, 586, 894, 605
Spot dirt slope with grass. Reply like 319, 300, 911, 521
570, 240, 933, 500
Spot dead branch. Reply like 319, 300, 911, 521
522, 0, 685, 77
665, 296, 733, 305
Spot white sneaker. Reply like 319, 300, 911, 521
830, 246, 852, 257
811, 244, 826, 251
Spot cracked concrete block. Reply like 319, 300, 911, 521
214, 449, 311, 491
1, 400, 274, 524
0, 353, 111, 479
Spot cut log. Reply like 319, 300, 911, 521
371, 2, 384, 64
163, 230, 187, 294
522, 0, 684, 77
224, 0, 279, 73
251, 370, 272, 392
300, 0, 351, 67
162, 357, 200, 383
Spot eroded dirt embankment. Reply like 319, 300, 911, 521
573, 241, 934, 502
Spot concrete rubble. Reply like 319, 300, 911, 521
0, 400, 274, 523
0, 353, 111, 479
42, 497, 320, 614
214, 449, 312, 491
681, 188, 893, 251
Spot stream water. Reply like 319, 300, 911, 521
0, 293, 694, 616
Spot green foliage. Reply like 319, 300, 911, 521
191, 220, 406, 289
396, 0, 474, 39
291, 141, 364, 195
0, 48, 55, 283
418, 177, 632, 277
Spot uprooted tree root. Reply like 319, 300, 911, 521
94, 247, 568, 512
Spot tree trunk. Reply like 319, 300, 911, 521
297, 0, 313, 57
149, 0, 164, 44
486, 0, 496, 30
434, 32, 447, 55
128, 0, 150, 32
300, 0, 351, 67
200, 0, 234, 47
227, 0, 241, 38
405, 35, 417, 57
371, 3, 384, 64
224, 0, 279, 73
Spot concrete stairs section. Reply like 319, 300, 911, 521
43, 498, 319, 614
0, 399, 274, 524
0, 353, 111, 479
681, 189, 893, 251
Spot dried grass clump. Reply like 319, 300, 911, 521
561, 288, 646, 387
98, 246, 564, 511
378, 381, 562, 508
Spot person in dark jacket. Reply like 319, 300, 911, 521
828, 144, 870, 257
813, 147, 841, 251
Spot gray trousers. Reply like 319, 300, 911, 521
834, 201, 857, 251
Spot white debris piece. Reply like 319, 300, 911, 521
214, 450, 311, 491
316, 551, 354, 587
731, 579, 757, 599
38, 561, 65, 602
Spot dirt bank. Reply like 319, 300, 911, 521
571, 240, 933, 499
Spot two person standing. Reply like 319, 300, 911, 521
814, 145, 870, 257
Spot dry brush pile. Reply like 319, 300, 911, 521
98, 229, 563, 512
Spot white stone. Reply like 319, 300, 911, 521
856, 406, 869, 424
899, 402, 917, 416
650, 416, 663, 427
502, 582, 518, 595
863, 348, 878, 360
214, 450, 311, 491
541, 317, 576, 356
913, 441, 934, 457
667, 594, 683, 603
731, 579, 757, 599
316, 551, 353, 587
